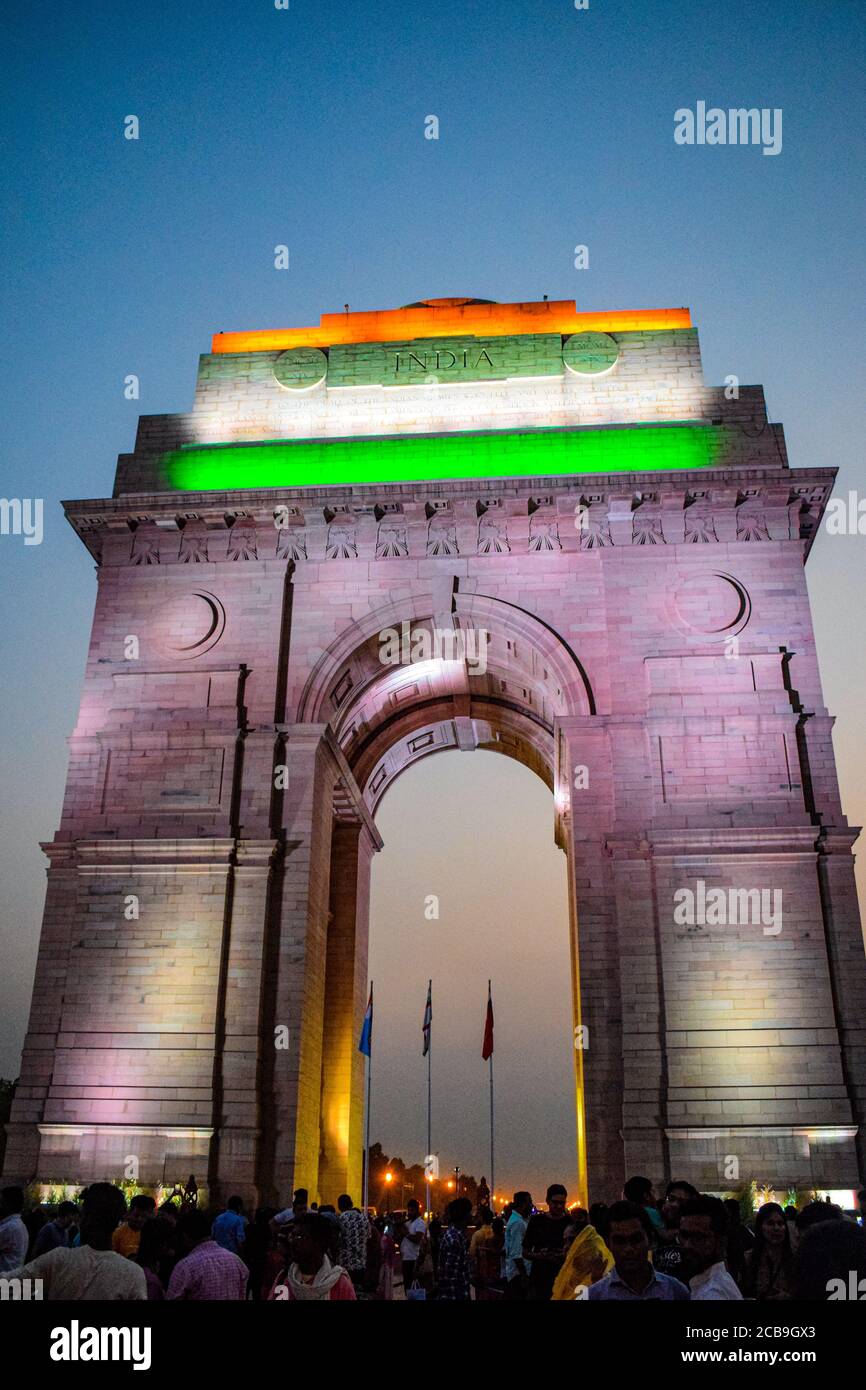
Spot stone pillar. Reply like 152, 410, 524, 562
209, 839, 280, 1205
318, 823, 379, 1204
557, 717, 625, 1203
2, 846, 78, 1183
817, 831, 866, 1179
255, 725, 338, 1205
609, 844, 669, 1184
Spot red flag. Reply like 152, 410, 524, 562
482, 982, 494, 1060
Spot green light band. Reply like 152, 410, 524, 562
162, 423, 727, 492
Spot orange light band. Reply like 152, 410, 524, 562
211, 302, 691, 354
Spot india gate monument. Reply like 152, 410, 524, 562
4, 296, 865, 1207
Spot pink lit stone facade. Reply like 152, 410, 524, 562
4, 303, 865, 1204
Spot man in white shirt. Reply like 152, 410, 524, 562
399, 1198, 426, 1289
5, 1183, 146, 1300
504, 1190, 534, 1298
0, 1187, 30, 1272
679, 1194, 744, 1301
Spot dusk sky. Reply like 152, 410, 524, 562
1, 0, 864, 1198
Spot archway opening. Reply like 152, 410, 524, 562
366, 748, 575, 1205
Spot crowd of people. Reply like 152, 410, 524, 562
1, 1176, 865, 1302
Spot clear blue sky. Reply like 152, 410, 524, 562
1, 0, 864, 1193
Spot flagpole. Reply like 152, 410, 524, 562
426, 979, 432, 1220
362, 982, 372, 1213
363, 1051, 372, 1213
488, 980, 495, 1202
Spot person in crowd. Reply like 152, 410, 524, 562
336, 1193, 370, 1291
31, 1201, 77, 1258
166, 1208, 248, 1300
552, 1215, 614, 1300
523, 1183, 571, 1300
4, 1183, 146, 1299
792, 1214, 866, 1300
212, 1195, 247, 1257
263, 1223, 290, 1299
678, 1195, 743, 1300
358, 1209, 381, 1297
622, 1176, 664, 1240
316, 1204, 342, 1260
398, 1196, 426, 1290
273, 1187, 308, 1228
112, 1193, 155, 1258
570, 1207, 589, 1235
504, 1190, 533, 1298
242, 1206, 277, 1300
653, 1181, 698, 1279
858, 1189, 866, 1228
136, 1216, 174, 1300
374, 1216, 396, 1300
0, 1186, 29, 1272
436, 1197, 473, 1300
268, 1211, 356, 1300
723, 1197, 755, 1285
22, 1204, 49, 1259
740, 1201, 793, 1300
797, 1199, 844, 1234
587, 1201, 689, 1300
783, 1204, 800, 1253
588, 1202, 610, 1245
469, 1206, 503, 1299
428, 1214, 444, 1273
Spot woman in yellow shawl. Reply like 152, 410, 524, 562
551, 1221, 614, 1300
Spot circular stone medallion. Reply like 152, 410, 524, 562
155, 591, 226, 658
673, 573, 750, 634
562, 331, 620, 377
273, 346, 328, 391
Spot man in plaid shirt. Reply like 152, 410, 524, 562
436, 1198, 473, 1300
167, 1209, 249, 1299
336, 1194, 370, 1290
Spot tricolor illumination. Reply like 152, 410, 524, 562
162, 422, 727, 492
212, 300, 691, 354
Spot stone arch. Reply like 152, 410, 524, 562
313, 595, 590, 1202
298, 588, 594, 734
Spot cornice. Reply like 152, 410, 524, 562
62, 466, 835, 566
